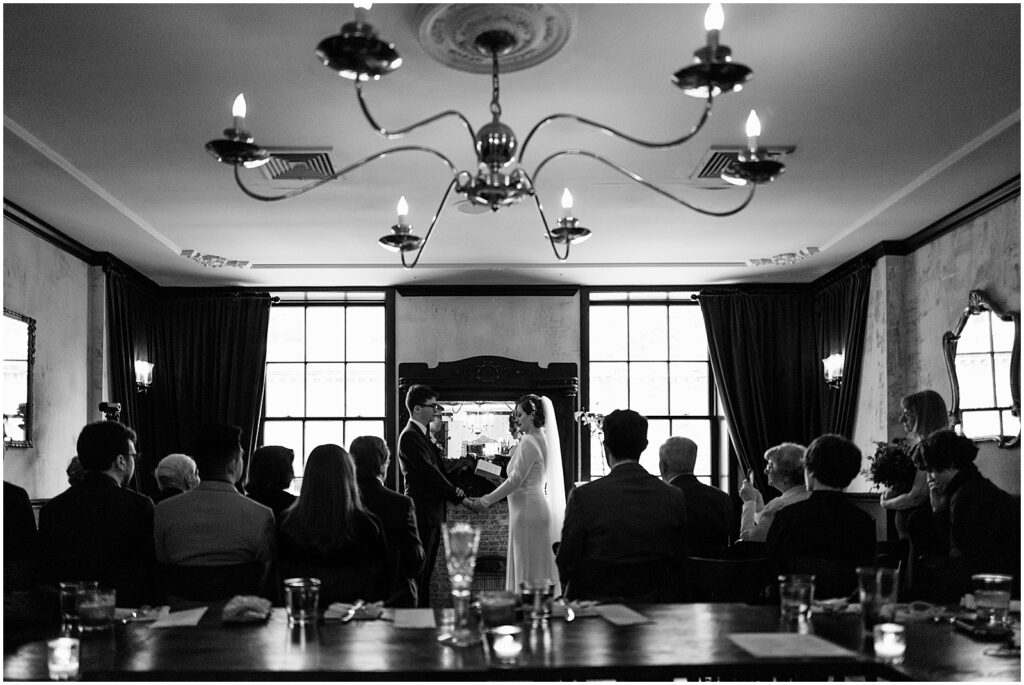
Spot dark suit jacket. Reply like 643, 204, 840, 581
358, 475, 426, 607
669, 474, 734, 557
556, 461, 689, 601
4, 481, 38, 590
38, 472, 157, 605
398, 422, 462, 526
246, 488, 297, 521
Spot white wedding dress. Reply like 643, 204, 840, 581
480, 421, 563, 592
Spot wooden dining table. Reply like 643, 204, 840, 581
4, 602, 1019, 681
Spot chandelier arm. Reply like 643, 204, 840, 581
232, 146, 459, 202
520, 171, 570, 262
518, 91, 714, 166
400, 176, 461, 269
355, 81, 478, 148
530, 149, 757, 217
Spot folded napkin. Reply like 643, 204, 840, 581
222, 595, 272, 624
323, 601, 384, 621
392, 608, 437, 628
594, 604, 651, 626
151, 607, 207, 628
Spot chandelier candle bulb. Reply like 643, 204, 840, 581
232, 93, 247, 131
704, 3, 724, 56
560, 188, 573, 219
745, 110, 761, 155
396, 196, 409, 225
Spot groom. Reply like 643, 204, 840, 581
398, 384, 471, 607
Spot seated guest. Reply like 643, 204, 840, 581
659, 436, 734, 557
245, 445, 297, 519
65, 456, 84, 487
154, 424, 275, 595
556, 409, 689, 602
38, 422, 156, 605
767, 434, 875, 598
350, 435, 425, 607
278, 444, 389, 605
153, 453, 200, 502
4, 479, 38, 591
914, 430, 1020, 601
738, 443, 810, 543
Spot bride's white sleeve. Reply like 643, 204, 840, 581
480, 438, 539, 507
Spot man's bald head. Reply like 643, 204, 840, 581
659, 436, 698, 480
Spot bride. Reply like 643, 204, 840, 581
468, 394, 566, 593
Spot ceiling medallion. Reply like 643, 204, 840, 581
416, 4, 573, 74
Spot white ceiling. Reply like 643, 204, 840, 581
3, 3, 1020, 288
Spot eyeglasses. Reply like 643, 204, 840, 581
417, 403, 443, 412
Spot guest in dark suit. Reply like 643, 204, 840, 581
351, 435, 425, 607
767, 434, 875, 598
278, 444, 389, 604
4, 480, 38, 591
245, 445, 297, 520
914, 430, 1020, 601
153, 453, 199, 503
659, 436, 734, 557
556, 409, 689, 602
38, 421, 156, 606
398, 384, 470, 607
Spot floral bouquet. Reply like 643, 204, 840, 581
574, 411, 605, 436
862, 438, 916, 492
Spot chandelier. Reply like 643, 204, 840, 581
205, 3, 785, 268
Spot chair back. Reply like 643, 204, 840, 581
785, 556, 869, 600
158, 561, 264, 602
685, 556, 776, 604
277, 558, 388, 606
564, 558, 687, 603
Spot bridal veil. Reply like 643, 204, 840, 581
540, 396, 567, 548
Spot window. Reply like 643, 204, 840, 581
955, 310, 1019, 440
583, 291, 726, 487
262, 299, 387, 490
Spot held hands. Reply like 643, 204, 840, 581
462, 497, 487, 514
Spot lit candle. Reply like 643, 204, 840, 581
232, 93, 247, 132
47, 637, 80, 681
491, 632, 522, 660
704, 3, 724, 56
745, 110, 761, 155
396, 196, 409, 225
873, 623, 906, 660
560, 188, 574, 219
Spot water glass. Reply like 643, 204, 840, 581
972, 573, 1013, 629
76, 585, 115, 633
778, 574, 815, 622
873, 622, 906, 663
857, 566, 899, 633
58, 582, 82, 635
478, 590, 517, 628
47, 637, 79, 681
520, 578, 555, 622
484, 625, 524, 664
283, 578, 321, 626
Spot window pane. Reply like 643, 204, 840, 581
956, 355, 995, 408
671, 419, 712, 476
346, 308, 385, 361
262, 421, 303, 459
991, 316, 1015, 352
307, 363, 345, 417
994, 352, 1013, 408
590, 362, 628, 414
669, 306, 707, 360
1002, 410, 1020, 437
307, 308, 346, 361
345, 420, 385, 448
956, 313, 991, 354
304, 421, 344, 460
641, 419, 671, 476
265, 363, 304, 417
670, 362, 709, 415
266, 308, 304, 361
628, 306, 668, 360
961, 410, 1000, 439
629, 362, 668, 415
590, 307, 628, 360
347, 363, 385, 417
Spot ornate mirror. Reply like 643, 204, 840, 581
3, 308, 36, 448
943, 290, 1020, 448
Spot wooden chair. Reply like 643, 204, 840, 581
685, 556, 776, 604
157, 561, 265, 602
564, 558, 688, 603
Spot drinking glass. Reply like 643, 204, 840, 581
520, 578, 555, 622
76, 585, 115, 633
972, 573, 1013, 629
778, 574, 815, 622
438, 522, 481, 647
283, 577, 321, 626
478, 590, 517, 628
873, 622, 906, 664
857, 566, 899, 633
484, 625, 524, 665
58, 582, 81, 636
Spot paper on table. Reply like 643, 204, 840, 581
392, 608, 437, 628
149, 607, 208, 628
729, 633, 854, 658
594, 604, 651, 626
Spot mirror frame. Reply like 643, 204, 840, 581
3, 308, 36, 449
942, 289, 1020, 448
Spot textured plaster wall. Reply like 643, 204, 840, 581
3, 220, 95, 498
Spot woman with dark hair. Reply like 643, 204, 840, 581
278, 444, 388, 604
915, 430, 1020, 601
245, 445, 296, 519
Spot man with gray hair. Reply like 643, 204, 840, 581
659, 436, 734, 556
738, 442, 810, 542
154, 453, 200, 503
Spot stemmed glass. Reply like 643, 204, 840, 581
438, 521, 481, 647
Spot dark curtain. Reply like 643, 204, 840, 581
105, 267, 271, 498
815, 265, 872, 436
698, 290, 820, 495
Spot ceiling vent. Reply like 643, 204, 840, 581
261, 149, 335, 182
691, 145, 795, 184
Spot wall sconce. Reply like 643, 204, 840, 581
134, 360, 154, 393
822, 353, 844, 389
